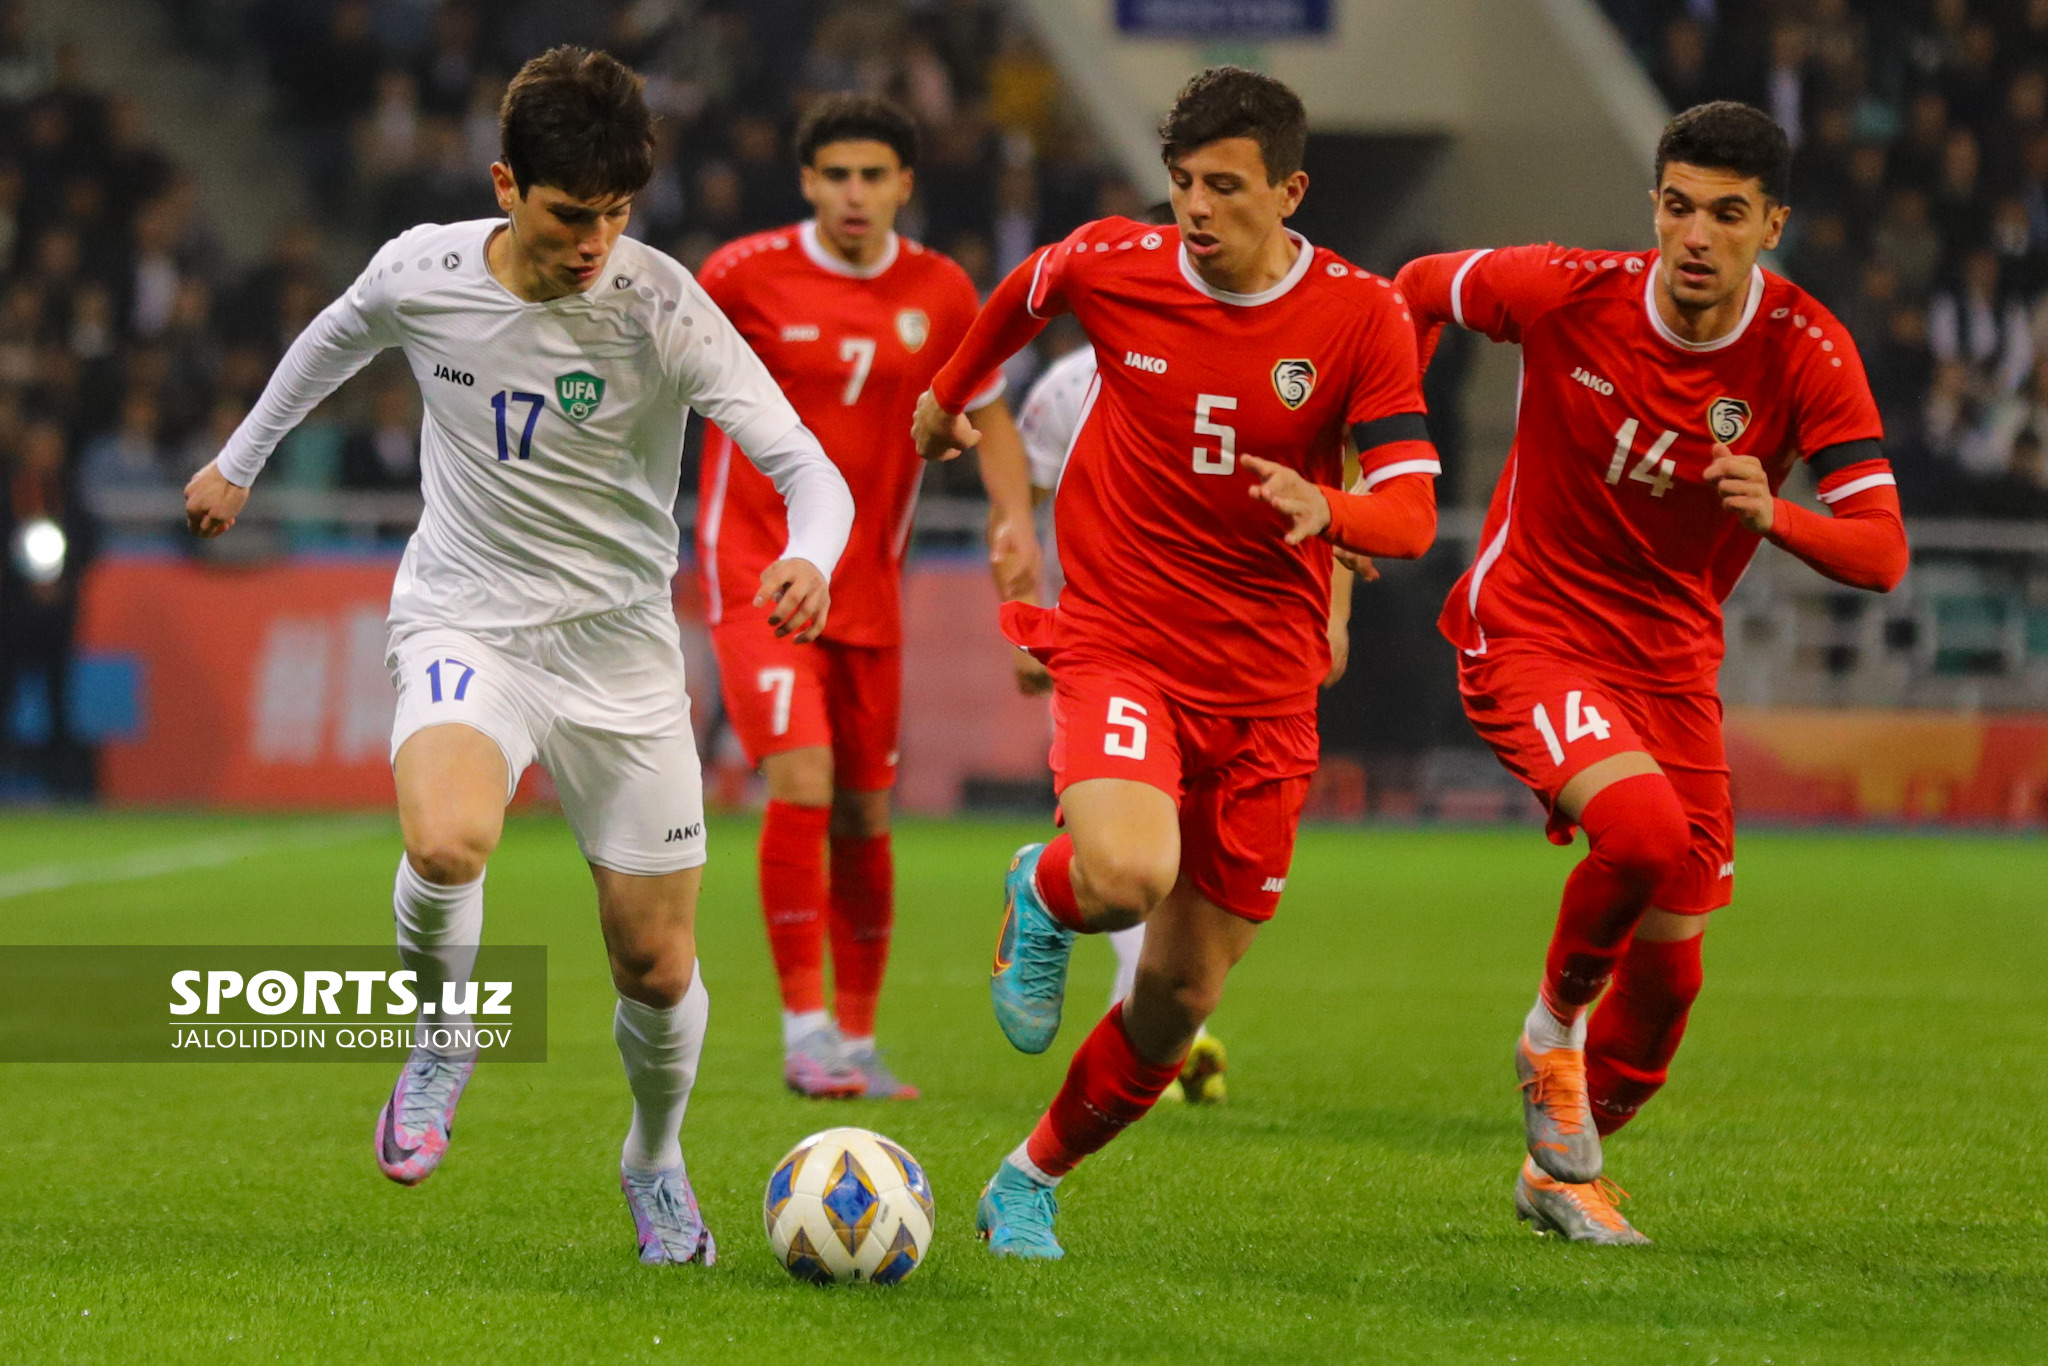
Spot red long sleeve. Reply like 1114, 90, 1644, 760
1318, 470, 1437, 559
1765, 461, 1908, 592
931, 248, 1052, 412
1392, 253, 1465, 371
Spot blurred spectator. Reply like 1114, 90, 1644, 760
1874, 188, 1943, 301
79, 389, 170, 517
1929, 246, 2033, 398
1, 415, 89, 793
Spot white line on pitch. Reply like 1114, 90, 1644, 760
0, 820, 389, 901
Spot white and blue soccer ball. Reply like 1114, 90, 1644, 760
764, 1126, 934, 1285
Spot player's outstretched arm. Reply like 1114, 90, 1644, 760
1245, 454, 1437, 559
1324, 560, 1355, 688
918, 246, 1064, 461
738, 419, 854, 640
189, 274, 395, 537
1705, 441, 1907, 592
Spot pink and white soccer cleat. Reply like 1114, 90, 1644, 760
374, 1046, 475, 1186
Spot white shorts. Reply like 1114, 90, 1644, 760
387, 600, 707, 875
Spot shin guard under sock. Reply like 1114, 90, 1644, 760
1586, 933, 1704, 1135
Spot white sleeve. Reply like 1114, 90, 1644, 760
656, 270, 851, 572
214, 251, 401, 487
662, 273, 805, 458
1017, 353, 1092, 490
737, 419, 853, 576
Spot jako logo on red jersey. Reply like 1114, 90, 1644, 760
1271, 359, 1317, 409
1571, 366, 1614, 396
1124, 351, 1167, 374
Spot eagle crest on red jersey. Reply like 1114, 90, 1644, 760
896, 308, 930, 352
1271, 358, 1317, 410
1708, 396, 1751, 443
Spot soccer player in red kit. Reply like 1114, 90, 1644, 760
912, 67, 1442, 1259
697, 96, 1036, 1100
1395, 102, 1908, 1243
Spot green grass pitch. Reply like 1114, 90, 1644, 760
0, 811, 2042, 1364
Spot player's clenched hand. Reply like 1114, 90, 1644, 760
912, 389, 979, 463
756, 558, 830, 642
987, 512, 1041, 602
1242, 455, 1330, 545
1704, 443, 1774, 535
183, 460, 250, 539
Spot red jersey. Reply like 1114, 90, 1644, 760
942, 217, 1432, 716
696, 222, 1002, 646
1406, 245, 1884, 695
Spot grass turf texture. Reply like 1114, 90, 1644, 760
0, 813, 2042, 1365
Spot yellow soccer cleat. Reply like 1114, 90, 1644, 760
1179, 1034, 1227, 1105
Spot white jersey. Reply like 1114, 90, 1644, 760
1015, 345, 1098, 600
218, 219, 852, 629
1016, 344, 1097, 492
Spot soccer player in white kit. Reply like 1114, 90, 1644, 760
182, 48, 854, 1266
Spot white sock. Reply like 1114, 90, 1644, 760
1005, 1140, 1061, 1188
392, 854, 484, 1056
782, 1008, 829, 1051
1524, 994, 1586, 1053
616, 968, 709, 1174
1107, 923, 1145, 1007
839, 1032, 875, 1057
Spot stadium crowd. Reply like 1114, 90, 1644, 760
1605, 0, 2048, 516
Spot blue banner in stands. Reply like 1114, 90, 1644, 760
1114, 0, 1331, 37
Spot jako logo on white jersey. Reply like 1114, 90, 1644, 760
1124, 351, 1168, 374
1571, 366, 1613, 396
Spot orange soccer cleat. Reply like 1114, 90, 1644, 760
1515, 1033, 1604, 1183
1513, 1157, 1651, 1245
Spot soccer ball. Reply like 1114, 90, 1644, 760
764, 1126, 934, 1285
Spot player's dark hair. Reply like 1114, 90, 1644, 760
499, 46, 654, 200
1158, 66, 1308, 184
1655, 101, 1792, 204
795, 94, 919, 170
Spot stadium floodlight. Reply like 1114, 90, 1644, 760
11, 516, 64, 585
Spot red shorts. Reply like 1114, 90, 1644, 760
1045, 652, 1316, 924
1459, 643, 1733, 913
709, 606, 900, 792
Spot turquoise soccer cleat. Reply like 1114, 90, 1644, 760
991, 843, 1077, 1054
976, 1163, 1065, 1259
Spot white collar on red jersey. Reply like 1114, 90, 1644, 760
799, 219, 900, 279
1643, 260, 1765, 352
1177, 229, 1315, 306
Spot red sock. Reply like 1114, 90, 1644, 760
1587, 933, 1704, 1134
759, 800, 829, 1014
1034, 833, 1088, 931
1023, 1006, 1183, 1178
827, 832, 893, 1037
1541, 774, 1690, 1020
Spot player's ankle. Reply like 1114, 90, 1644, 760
782, 1009, 830, 1050
1525, 995, 1586, 1052
1005, 1141, 1063, 1188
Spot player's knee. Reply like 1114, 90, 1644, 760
609, 946, 692, 1008
1079, 849, 1176, 921
1586, 776, 1691, 894
406, 831, 493, 886
829, 789, 890, 840
1133, 961, 1223, 1035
